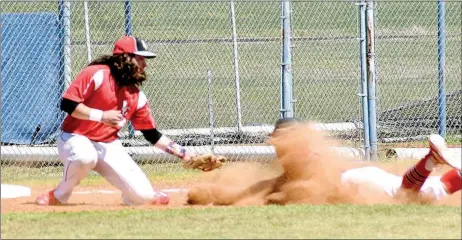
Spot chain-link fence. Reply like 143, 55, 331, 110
2, 1, 461, 179
291, 1, 363, 139
374, 1, 462, 142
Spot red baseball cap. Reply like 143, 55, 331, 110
113, 36, 156, 58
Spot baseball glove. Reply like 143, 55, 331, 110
183, 153, 226, 171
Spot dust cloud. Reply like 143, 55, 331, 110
187, 122, 436, 206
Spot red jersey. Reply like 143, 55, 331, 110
61, 65, 156, 142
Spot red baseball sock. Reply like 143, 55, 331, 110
440, 169, 462, 194
401, 152, 433, 191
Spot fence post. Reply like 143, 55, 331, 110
84, 1, 92, 63
359, 1, 370, 161
366, 0, 378, 161
280, 0, 294, 118
124, 0, 133, 36
58, 0, 72, 89
229, 0, 243, 133
124, 0, 135, 138
437, 0, 446, 137
207, 70, 215, 154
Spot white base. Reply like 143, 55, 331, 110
1, 184, 32, 199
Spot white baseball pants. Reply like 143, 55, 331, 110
341, 166, 448, 200
54, 132, 159, 205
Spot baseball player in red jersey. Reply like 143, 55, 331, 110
36, 36, 197, 206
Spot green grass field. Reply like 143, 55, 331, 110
2, 204, 461, 239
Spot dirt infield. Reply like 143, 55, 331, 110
0, 184, 191, 213
1, 165, 460, 214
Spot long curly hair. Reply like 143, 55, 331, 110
88, 54, 147, 87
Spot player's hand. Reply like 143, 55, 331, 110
181, 151, 197, 163
102, 110, 123, 127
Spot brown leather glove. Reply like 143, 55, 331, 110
183, 153, 226, 171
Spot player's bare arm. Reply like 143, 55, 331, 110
140, 128, 224, 171
155, 135, 196, 162
139, 128, 195, 162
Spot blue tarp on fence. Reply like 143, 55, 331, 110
1, 12, 64, 144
